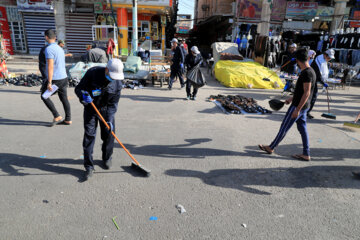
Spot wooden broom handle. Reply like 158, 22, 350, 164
90, 102, 141, 166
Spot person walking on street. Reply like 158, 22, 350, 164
307, 49, 334, 119
168, 38, 185, 90
74, 59, 124, 180
58, 40, 73, 57
185, 46, 203, 100
258, 48, 316, 161
40, 29, 71, 126
38, 44, 48, 80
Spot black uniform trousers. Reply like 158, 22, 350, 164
169, 67, 184, 89
83, 107, 115, 170
186, 80, 198, 97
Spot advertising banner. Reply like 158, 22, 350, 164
270, 0, 287, 22
176, 15, 191, 34
316, 6, 334, 21
17, 0, 53, 12
112, 0, 171, 7
0, 6, 14, 55
236, 0, 262, 19
285, 2, 318, 20
350, 10, 360, 28
94, 1, 111, 14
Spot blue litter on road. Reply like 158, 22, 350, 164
40, 155, 46, 158
318, 139, 322, 143
80, 155, 84, 159
149, 216, 158, 221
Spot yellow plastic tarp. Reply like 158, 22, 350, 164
214, 60, 284, 89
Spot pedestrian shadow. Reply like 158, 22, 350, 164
165, 165, 360, 195
115, 138, 247, 159
122, 94, 184, 103
0, 153, 84, 181
0, 117, 51, 127
0, 88, 40, 94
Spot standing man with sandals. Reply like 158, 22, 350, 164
258, 48, 316, 161
40, 29, 71, 126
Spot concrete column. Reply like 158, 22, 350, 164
54, 0, 66, 42
258, 0, 271, 37
330, 0, 349, 34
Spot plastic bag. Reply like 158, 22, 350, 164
186, 64, 206, 88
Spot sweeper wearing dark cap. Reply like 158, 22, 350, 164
259, 48, 316, 161
75, 59, 124, 180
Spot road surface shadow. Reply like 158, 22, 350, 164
165, 165, 360, 195
0, 117, 51, 127
116, 138, 247, 159
0, 153, 84, 181
122, 94, 184, 103
0, 88, 40, 94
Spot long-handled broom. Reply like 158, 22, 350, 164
263, 59, 294, 81
90, 102, 151, 176
321, 87, 336, 120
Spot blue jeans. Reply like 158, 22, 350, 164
270, 105, 310, 156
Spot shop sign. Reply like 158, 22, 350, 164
270, 0, 287, 22
236, 0, 262, 19
0, 6, 14, 55
283, 21, 312, 30
111, 0, 171, 7
176, 14, 191, 34
17, 0, 53, 12
285, 2, 318, 20
316, 6, 334, 21
350, 10, 360, 28
94, 1, 111, 14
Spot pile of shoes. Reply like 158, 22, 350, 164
68, 77, 80, 87
209, 94, 272, 114
0, 74, 44, 87
122, 80, 146, 90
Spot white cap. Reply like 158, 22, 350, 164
106, 58, 124, 80
290, 43, 297, 48
171, 38, 178, 43
191, 46, 200, 54
325, 49, 335, 59
308, 50, 316, 58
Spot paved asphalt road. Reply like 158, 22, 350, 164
0, 72, 359, 240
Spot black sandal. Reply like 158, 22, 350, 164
258, 144, 273, 154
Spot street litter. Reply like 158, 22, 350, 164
176, 204, 186, 214
209, 94, 272, 115
241, 223, 247, 228
149, 216, 158, 221
42, 200, 49, 203
112, 216, 120, 230
40, 155, 46, 158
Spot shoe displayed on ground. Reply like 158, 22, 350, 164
352, 172, 360, 179
307, 113, 314, 119
104, 158, 112, 170
84, 168, 94, 180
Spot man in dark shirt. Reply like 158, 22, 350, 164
168, 38, 185, 90
74, 59, 124, 180
259, 48, 316, 161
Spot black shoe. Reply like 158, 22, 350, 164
181, 84, 185, 88
104, 158, 112, 170
307, 113, 314, 119
352, 172, 360, 179
84, 168, 94, 180
168, 86, 172, 90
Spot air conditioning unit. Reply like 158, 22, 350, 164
202, 4, 210, 11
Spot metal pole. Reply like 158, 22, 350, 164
132, 0, 138, 55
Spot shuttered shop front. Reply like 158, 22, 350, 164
23, 13, 55, 54
65, 13, 95, 54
